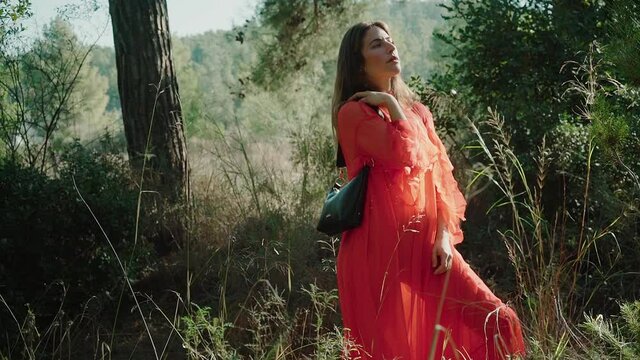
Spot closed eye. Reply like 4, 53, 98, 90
369, 37, 394, 47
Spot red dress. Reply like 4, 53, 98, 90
336, 100, 526, 359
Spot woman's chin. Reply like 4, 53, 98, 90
387, 64, 401, 76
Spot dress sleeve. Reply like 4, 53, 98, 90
337, 100, 419, 170
415, 102, 468, 246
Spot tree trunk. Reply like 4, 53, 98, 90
108, 0, 189, 254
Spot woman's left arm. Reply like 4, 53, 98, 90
432, 208, 454, 274
414, 102, 467, 248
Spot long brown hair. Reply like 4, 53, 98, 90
331, 21, 418, 143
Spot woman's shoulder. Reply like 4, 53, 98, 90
410, 100, 431, 117
338, 100, 380, 119
337, 101, 387, 130
337, 99, 431, 123
410, 101, 435, 127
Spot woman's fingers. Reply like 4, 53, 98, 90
434, 250, 453, 275
432, 244, 438, 268
347, 91, 366, 101
434, 249, 446, 274
434, 259, 446, 274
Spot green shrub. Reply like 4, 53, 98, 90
0, 140, 150, 318
582, 301, 640, 359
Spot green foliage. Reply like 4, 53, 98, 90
289, 118, 336, 216
0, 16, 98, 168
407, 74, 469, 144
0, 139, 150, 316
432, 0, 608, 162
604, 0, 640, 86
88, 45, 120, 112
431, 0, 640, 316
177, 280, 347, 359
250, 0, 363, 91
590, 93, 631, 157
172, 30, 255, 131
582, 301, 640, 359
0, 0, 30, 23
0, 0, 31, 43
180, 305, 240, 359
548, 113, 590, 172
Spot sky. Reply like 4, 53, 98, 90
26, 0, 259, 47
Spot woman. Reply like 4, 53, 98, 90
332, 21, 527, 359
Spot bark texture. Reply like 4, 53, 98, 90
109, 0, 189, 254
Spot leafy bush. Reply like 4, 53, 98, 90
582, 301, 640, 359
0, 140, 151, 317
181, 305, 240, 360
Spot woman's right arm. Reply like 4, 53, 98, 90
337, 99, 418, 169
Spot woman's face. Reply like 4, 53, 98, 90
361, 26, 401, 86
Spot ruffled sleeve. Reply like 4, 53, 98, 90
337, 100, 420, 170
414, 102, 467, 246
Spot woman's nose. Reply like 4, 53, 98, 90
385, 41, 396, 52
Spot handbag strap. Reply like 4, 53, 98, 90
335, 141, 373, 185
336, 144, 346, 168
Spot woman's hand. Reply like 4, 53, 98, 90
432, 220, 453, 275
347, 91, 393, 106
347, 91, 406, 121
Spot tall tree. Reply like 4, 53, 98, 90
108, 0, 189, 254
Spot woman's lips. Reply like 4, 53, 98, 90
388, 56, 399, 63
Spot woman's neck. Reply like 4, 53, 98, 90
367, 76, 392, 93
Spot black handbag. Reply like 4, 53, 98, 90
316, 103, 381, 236
316, 145, 370, 236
